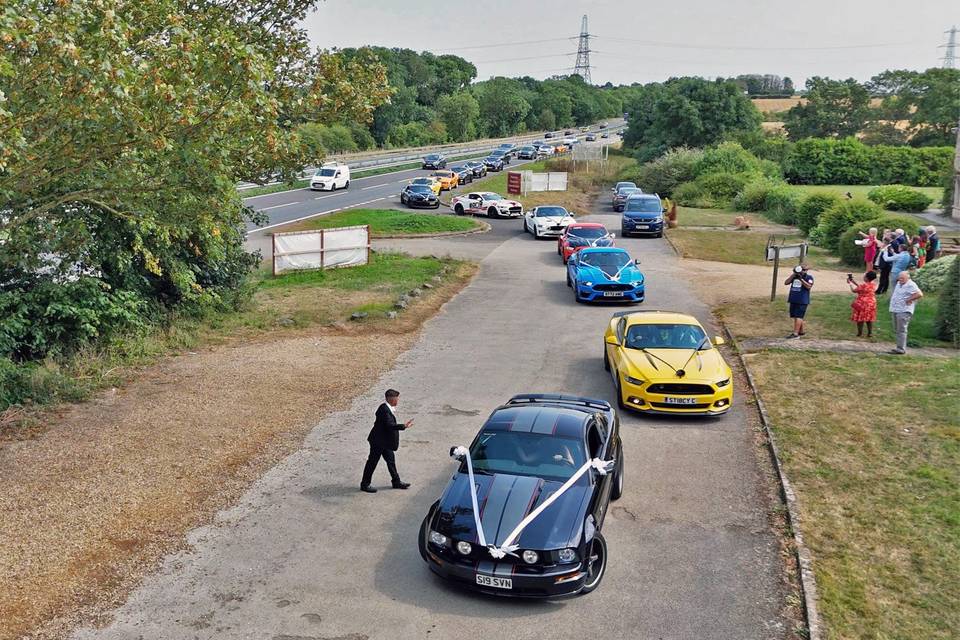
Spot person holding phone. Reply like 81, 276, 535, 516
360, 389, 413, 493
848, 271, 878, 338
784, 264, 814, 339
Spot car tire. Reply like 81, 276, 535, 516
603, 346, 610, 372
418, 501, 439, 563
400, 194, 406, 204
566, 271, 572, 287
579, 531, 608, 595
533, 225, 540, 240
655, 232, 663, 238
344, 180, 350, 189
487, 207, 499, 218
433, 202, 440, 209
574, 281, 583, 303
610, 447, 624, 501
454, 204, 464, 215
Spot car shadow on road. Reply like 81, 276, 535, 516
370, 472, 565, 618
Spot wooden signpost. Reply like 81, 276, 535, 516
766, 236, 808, 301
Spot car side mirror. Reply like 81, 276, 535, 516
609, 233, 615, 239
713, 336, 725, 346
605, 336, 620, 346
450, 446, 465, 460
634, 258, 641, 265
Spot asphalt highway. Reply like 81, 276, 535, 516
74, 200, 790, 639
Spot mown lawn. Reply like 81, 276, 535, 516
748, 352, 959, 639
720, 292, 952, 348
668, 229, 845, 271
791, 184, 943, 203
277, 208, 480, 237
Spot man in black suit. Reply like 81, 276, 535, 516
360, 389, 413, 493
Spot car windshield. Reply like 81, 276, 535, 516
579, 251, 630, 270
469, 431, 587, 481
412, 178, 432, 185
498, 144, 512, 149
536, 207, 568, 217
485, 156, 499, 161
409, 185, 433, 194
626, 198, 662, 213
316, 168, 336, 177
482, 193, 502, 201
451, 166, 465, 172
568, 227, 607, 239
425, 155, 439, 161
617, 188, 642, 198
624, 323, 708, 350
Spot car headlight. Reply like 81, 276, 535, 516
522, 550, 539, 564
631, 281, 643, 287
456, 541, 473, 555
624, 375, 644, 386
557, 548, 578, 563
429, 530, 450, 548
715, 378, 731, 388
582, 281, 593, 287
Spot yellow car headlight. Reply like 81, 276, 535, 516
624, 375, 644, 386
715, 378, 731, 388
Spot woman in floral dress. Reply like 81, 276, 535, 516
848, 271, 878, 338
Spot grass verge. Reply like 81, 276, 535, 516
747, 351, 959, 639
1, 252, 470, 419
791, 183, 943, 203
271, 208, 480, 237
667, 229, 845, 271
240, 179, 310, 199
719, 292, 952, 348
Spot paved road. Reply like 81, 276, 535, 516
74, 205, 788, 640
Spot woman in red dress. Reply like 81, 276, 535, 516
848, 271, 878, 337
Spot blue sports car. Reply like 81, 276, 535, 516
566, 247, 645, 303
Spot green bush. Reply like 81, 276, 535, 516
914, 255, 958, 294
796, 192, 842, 235
732, 178, 781, 211
811, 199, 883, 250
836, 215, 920, 267
672, 181, 714, 208
866, 185, 934, 212
693, 171, 751, 202
625, 147, 704, 196
935, 255, 960, 346
692, 141, 777, 178
783, 137, 952, 186
763, 186, 803, 225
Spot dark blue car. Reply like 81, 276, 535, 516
566, 247, 645, 303
621, 194, 664, 238
419, 394, 623, 597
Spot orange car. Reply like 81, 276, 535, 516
553, 143, 569, 154
430, 170, 459, 191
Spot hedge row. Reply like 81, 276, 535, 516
782, 137, 952, 187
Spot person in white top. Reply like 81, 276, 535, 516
887, 271, 923, 355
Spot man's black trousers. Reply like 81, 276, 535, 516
361, 444, 401, 487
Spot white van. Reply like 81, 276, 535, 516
310, 163, 350, 191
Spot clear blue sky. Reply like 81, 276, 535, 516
302, 0, 957, 86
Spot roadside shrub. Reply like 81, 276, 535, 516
935, 256, 960, 346
625, 146, 703, 196
692, 141, 777, 178
671, 181, 713, 208
732, 177, 781, 211
693, 171, 751, 203
914, 255, 958, 294
763, 186, 803, 225
866, 185, 934, 212
795, 192, 842, 235
783, 137, 952, 186
836, 215, 920, 266
811, 199, 883, 250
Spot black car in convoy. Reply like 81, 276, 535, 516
496, 143, 516, 159
422, 153, 447, 169
464, 160, 487, 178
451, 165, 473, 185
399, 184, 440, 209
483, 155, 505, 171
544, 131, 554, 138
420, 394, 623, 597
489, 149, 511, 165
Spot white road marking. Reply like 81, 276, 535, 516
361, 184, 383, 190
257, 202, 299, 211
244, 188, 310, 201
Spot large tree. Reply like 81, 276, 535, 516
0, 0, 390, 359
437, 91, 480, 142
783, 77, 872, 140
474, 77, 531, 137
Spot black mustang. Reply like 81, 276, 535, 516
400, 184, 440, 209
419, 393, 623, 597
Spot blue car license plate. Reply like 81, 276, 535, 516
603, 291, 624, 297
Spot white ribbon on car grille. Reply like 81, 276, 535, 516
450, 446, 614, 560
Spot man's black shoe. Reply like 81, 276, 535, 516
360, 485, 377, 493
392, 481, 411, 490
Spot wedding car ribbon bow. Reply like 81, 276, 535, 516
451, 446, 614, 560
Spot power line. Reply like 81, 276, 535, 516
431, 37, 575, 53
480, 52, 575, 64
573, 15, 592, 84
595, 35, 926, 52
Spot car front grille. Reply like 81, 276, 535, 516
647, 383, 715, 395
650, 402, 711, 410
508, 206, 522, 214
549, 225, 565, 231
594, 283, 632, 291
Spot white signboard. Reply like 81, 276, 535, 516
766, 243, 806, 261
522, 171, 568, 193
272, 225, 370, 275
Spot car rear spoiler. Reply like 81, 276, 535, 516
610, 309, 685, 319
506, 393, 611, 411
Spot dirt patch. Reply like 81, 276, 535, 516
679, 258, 851, 306
0, 265, 475, 640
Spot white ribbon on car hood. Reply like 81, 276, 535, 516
450, 446, 614, 560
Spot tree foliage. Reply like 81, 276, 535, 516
784, 77, 872, 140
0, 0, 391, 360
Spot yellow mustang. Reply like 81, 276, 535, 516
430, 170, 459, 191
603, 311, 733, 415
411, 176, 443, 195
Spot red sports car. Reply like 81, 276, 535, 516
558, 223, 614, 263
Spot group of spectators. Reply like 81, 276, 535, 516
784, 225, 940, 355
